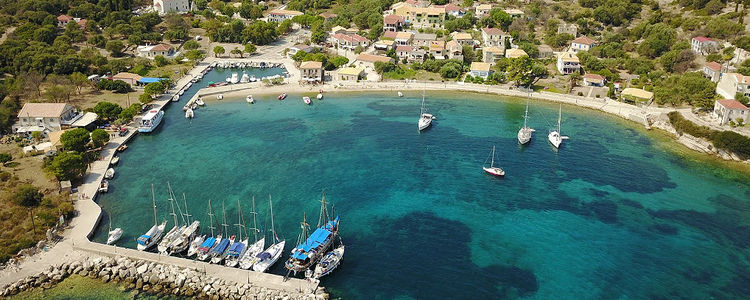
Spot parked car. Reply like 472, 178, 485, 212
118, 128, 129, 137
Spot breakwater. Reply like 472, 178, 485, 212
1, 255, 327, 300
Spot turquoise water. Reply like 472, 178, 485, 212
93, 73, 750, 299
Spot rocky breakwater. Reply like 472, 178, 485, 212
1, 256, 328, 300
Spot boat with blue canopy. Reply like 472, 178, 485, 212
285, 192, 339, 275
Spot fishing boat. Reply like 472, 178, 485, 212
104, 168, 115, 179
278, 93, 287, 100
246, 95, 254, 104
548, 104, 569, 149
482, 146, 505, 177
517, 100, 535, 145
240, 73, 250, 83
225, 199, 249, 268
137, 185, 166, 251
418, 89, 434, 131
110, 156, 119, 165
187, 235, 205, 257
107, 227, 123, 245
313, 245, 345, 279
98, 180, 109, 193
239, 196, 265, 270
196, 98, 205, 106
138, 109, 164, 133
316, 93, 323, 100
303, 97, 311, 105
191, 76, 199, 83
252, 195, 285, 273
285, 192, 340, 275
398, 91, 404, 97
185, 108, 194, 119
216, 94, 223, 100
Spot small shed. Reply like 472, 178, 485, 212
60, 180, 72, 194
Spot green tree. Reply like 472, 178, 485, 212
49, 152, 87, 180
69, 72, 89, 95
91, 129, 110, 148
13, 184, 43, 208
93, 102, 123, 121
88, 34, 107, 48
0, 153, 12, 166
183, 39, 200, 50
144, 81, 166, 96
106, 40, 125, 57
231, 47, 243, 58
118, 103, 141, 121
244, 43, 257, 56
154, 55, 169, 67
637, 23, 676, 58
60, 128, 91, 152
213, 45, 225, 57
31, 131, 43, 142
185, 49, 205, 62
506, 56, 548, 87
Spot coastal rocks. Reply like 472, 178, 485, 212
0, 255, 329, 300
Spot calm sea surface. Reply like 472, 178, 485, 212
85, 68, 750, 299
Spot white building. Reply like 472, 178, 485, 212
267, 9, 304, 23
691, 36, 719, 55
703, 62, 722, 83
482, 27, 507, 48
470, 62, 492, 79
153, 0, 190, 14
570, 36, 596, 52
716, 73, 750, 99
14, 103, 80, 133
556, 52, 580, 75
714, 99, 749, 125
137, 44, 175, 58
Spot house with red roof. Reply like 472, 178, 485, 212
703, 62, 722, 82
331, 33, 370, 50
57, 15, 74, 27
137, 44, 175, 58
713, 99, 749, 125
434, 3, 464, 17
570, 36, 596, 52
319, 12, 337, 22
692, 36, 718, 55
482, 27, 509, 48
717, 73, 750, 99
583, 73, 606, 87
384, 15, 405, 32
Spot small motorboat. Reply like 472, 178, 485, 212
117, 145, 128, 152
172, 95, 179, 102
278, 93, 287, 100
179, 90, 184, 96
185, 108, 194, 119
104, 168, 115, 179
196, 98, 205, 106
398, 91, 404, 97
303, 96, 311, 105
316, 93, 323, 100
240, 73, 250, 83
110, 156, 119, 165
216, 94, 223, 100
107, 227, 123, 245
246, 95, 254, 104
313, 245, 345, 279
98, 180, 109, 193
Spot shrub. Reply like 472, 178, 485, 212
710, 131, 750, 157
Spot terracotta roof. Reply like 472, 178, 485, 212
356, 53, 393, 63
583, 73, 605, 81
319, 12, 337, 18
705, 62, 721, 71
384, 15, 405, 25
446, 40, 461, 50
333, 33, 369, 43
77, 19, 88, 27
113, 72, 143, 81
57, 15, 73, 22
730, 73, 750, 84
150, 44, 172, 51
396, 45, 415, 52
299, 61, 323, 69
435, 3, 462, 12
383, 31, 398, 39
571, 36, 596, 45
17, 103, 73, 118
269, 9, 304, 16
430, 41, 445, 51
395, 32, 413, 40
716, 99, 749, 110
693, 36, 713, 43
471, 62, 491, 72
482, 27, 505, 35
557, 52, 579, 63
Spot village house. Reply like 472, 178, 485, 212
557, 23, 577, 36
337, 66, 365, 81
267, 9, 304, 23
505, 48, 528, 59
451, 32, 474, 46
394, 32, 414, 46
319, 12, 337, 22
482, 46, 505, 63
475, 4, 492, 17
504, 9, 524, 18
384, 15, 405, 32
621, 88, 654, 103
299, 61, 324, 83
703, 62, 722, 82
288, 44, 316, 57
538, 44, 554, 58
374, 39, 396, 51
435, 3, 464, 17
716, 73, 750, 99
331, 33, 370, 50
383, 31, 398, 39
482, 27, 508, 48
57, 15, 74, 27
583, 73, 606, 87
470, 62, 492, 79
396, 46, 426, 63
413, 33, 437, 47
691, 36, 719, 55
14, 103, 80, 133
556, 52, 580, 75
354, 53, 395, 69
330, 25, 348, 35
446, 40, 463, 61
137, 44, 174, 58
112, 72, 142, 86
714, 99, 749, 125
392, 2, 446, 29
76, 19, 88, 30
430, 41, 446, 59
153, 0, 191, 14
570, 36, 596, 52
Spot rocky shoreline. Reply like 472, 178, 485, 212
649, 113, 749, 163
1, 255, 328, 300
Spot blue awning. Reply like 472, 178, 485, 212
138, 77, 167, 84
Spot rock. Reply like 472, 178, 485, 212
98, 270, 109, 278
79, 271, 88, 277
73, 266, 83, 274
52, 275, 62, 282
136, 278, 144, 290
149, 275, 159, 285
102, 275, 110, 283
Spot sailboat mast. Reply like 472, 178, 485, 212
523, 101, 529, 129
269, 195, 276, 240
558, 105, 562, 133
251, 196, 258, 242
151, 184, 157, 226
208, 199, 215, 236
168, 184, 177, 227
221, 200, 228, 235
236, 199, 245, 241
491, 146, 495, 167
183, 193, 191, 223
317, 191, 329, 228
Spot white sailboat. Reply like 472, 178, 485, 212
137, 184, 166, 251
418, 89, 434, 131
252, 195, 285, 273
158, 183, 185, 255
239, 196, 265, 270
230, 73, 239, 84
517, 100, 535, 144
106, 218, 123, 245
185, 108, 194, 119
548, 104, 569, 149
197, 199, 221, 261
482, 146, 505, 177
312, 245, 345, 279
186, 234, 205, 257
246, 95, 254, 104
225, 199, 249, 268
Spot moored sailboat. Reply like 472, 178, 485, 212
196, 199, 220, 261
482, 146, 505, 177
517, 100, 535, 144
312, 244, 345, 279
285, 192, 339, 275
252, 195, 285, 273
548, 104, 569, 149
225, 199, 248, 268
239, 196, 265, 270
418, 89, 434, 131
137, 184, 166, 251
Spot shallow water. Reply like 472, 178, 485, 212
92, 72, 750, 299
